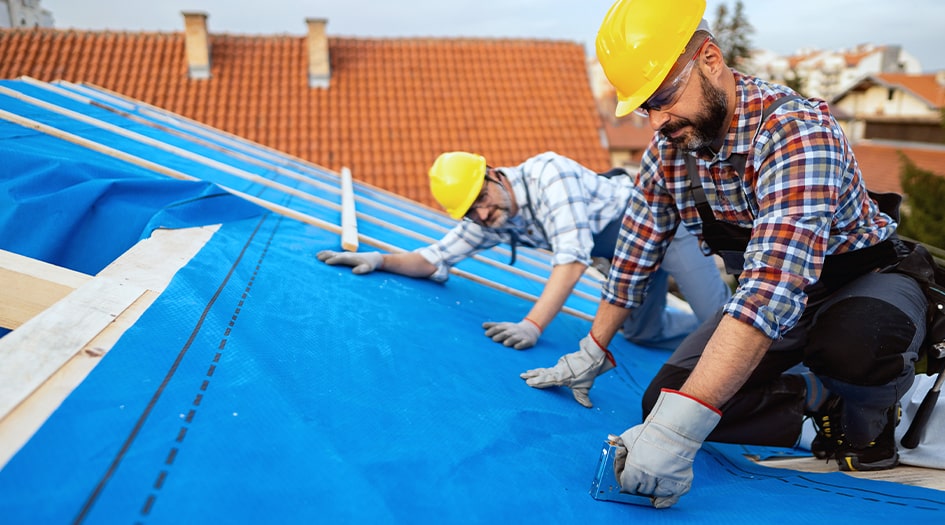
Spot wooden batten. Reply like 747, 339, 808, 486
0, 250, 91, 330
0, 225, 218, 468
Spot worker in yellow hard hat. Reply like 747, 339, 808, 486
522, 0, 933, 509
318, 150, 730, 355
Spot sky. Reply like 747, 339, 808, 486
39, 0, 945, 72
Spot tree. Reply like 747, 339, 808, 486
897, 152, 945, 250
782, 65, 807, 97
711, 1, 755, 69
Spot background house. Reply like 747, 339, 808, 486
750, 44, 922, 101
831, 72, 945, 143
0, 0, 52, 29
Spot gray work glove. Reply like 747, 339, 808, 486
519, 334, 616, 408
482, 318, 542, 350
612, 389, 722, 509
316, 250, 383, 275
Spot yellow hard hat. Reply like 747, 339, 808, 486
596, 0, 706, 117
428, 151, 488, 219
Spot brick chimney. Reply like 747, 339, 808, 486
306, 18, 330, 88
182, 11, 211, 80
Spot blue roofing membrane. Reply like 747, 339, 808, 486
0, 79, 942, 523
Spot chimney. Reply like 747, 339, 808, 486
880, 45, 903, 73
182, 11, 211, 80
306, 18, 330, 88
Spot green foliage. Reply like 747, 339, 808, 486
711, 1, 755, 68
782, 66, 807, 97
898, 152, 945, 250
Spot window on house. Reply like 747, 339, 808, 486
887, 88, 895, 101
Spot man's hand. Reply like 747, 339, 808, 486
519, 334, 616, 408
482, 318, 542, 350
317, 250, 383, 275
612, 389, 722, 509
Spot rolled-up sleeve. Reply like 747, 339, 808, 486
602, 145, 679, 309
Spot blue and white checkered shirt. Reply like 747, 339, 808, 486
417, 152, 634, 282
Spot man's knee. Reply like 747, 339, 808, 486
805, 296, 919, 385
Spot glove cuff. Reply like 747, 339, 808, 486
648, 389, 722, 442
368, 251, 385, 270
662, 389, 722, 416
523, 317, 543, 333
587, 332, 616, 367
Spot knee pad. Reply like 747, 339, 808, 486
805, 297, 918, 385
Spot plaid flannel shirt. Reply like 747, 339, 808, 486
602, 72, 896, 339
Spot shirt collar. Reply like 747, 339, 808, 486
694, 70, 764, 164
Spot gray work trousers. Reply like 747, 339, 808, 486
642, 270, 928, 447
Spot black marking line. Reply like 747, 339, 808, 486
72, 215, 269, 525
135, 215, 284, 520
164, 448, 178, 466
153, 471, 167, 490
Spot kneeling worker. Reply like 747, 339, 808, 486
318, 151, 730, 395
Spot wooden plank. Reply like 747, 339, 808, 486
0, 250, 91, 330
340, 167, 359, 252
0, 225, 217, 468
0, 291, 156, 468
757, 455, 945, 491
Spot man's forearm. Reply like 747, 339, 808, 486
525, 261, 587, 329
589, 300, 632, 348
378, 252, 438, 278
679, 314, 772, 407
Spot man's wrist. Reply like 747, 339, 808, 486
523, 317, 543, 333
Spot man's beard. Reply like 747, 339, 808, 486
483, 185, 513, 228
660, 69, 729, 152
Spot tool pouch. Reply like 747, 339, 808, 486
885, 237, 945, 375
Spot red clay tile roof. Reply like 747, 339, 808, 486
0, 28, 610, 207
854, 141, 945, 194
876, 73, 945, 109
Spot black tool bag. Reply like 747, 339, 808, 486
885, 237, 945, 374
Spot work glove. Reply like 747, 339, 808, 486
612, 389, 722, 509
519, 334, 616, 408
316, 250, 383, 275
482, 318, 542, 350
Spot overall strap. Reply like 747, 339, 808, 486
506, 162, 551, 266
686, 94, 804, 224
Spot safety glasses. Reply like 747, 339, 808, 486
634, 37, 710, 118
463, 170, 495, 225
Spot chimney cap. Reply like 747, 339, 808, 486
181, 11, 209, 18
305, 17, 328, 24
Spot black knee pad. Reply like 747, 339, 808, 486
805, 296, 917, 385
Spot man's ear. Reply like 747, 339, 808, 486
701, 41, 726, 78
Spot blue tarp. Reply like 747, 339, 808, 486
0, 79, 942, 523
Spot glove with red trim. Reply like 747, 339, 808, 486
612, 389, 722, 509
